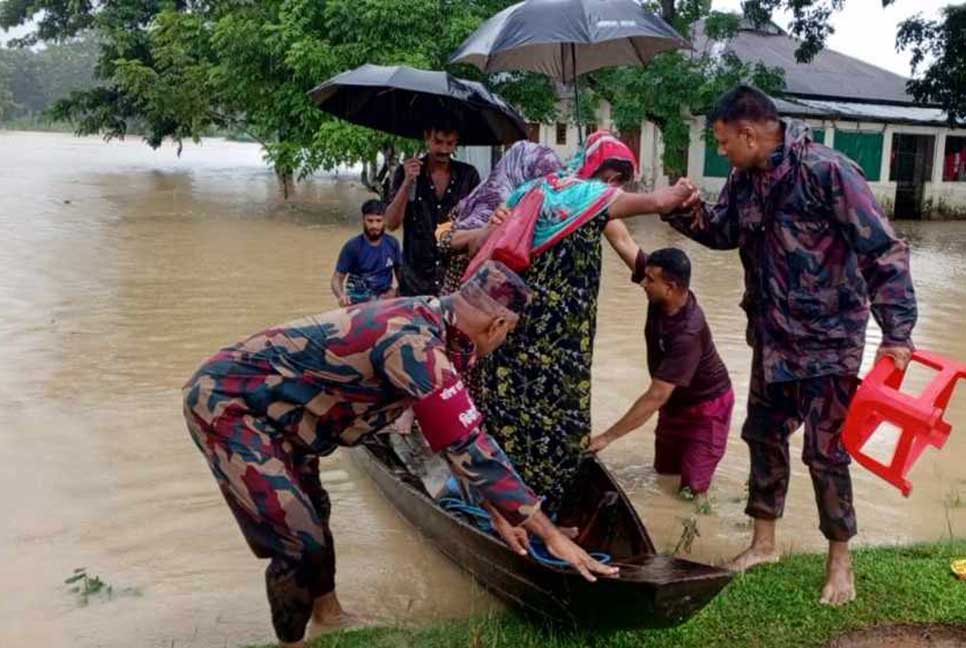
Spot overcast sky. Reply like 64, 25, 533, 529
2, 1, 953, 78
712, 0, 950, 78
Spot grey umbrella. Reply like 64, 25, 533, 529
449, 0, 687, 140
308, 64, 528, 145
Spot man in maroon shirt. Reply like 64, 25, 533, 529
589, 248, 734, 495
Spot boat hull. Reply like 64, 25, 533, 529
353, 437, 732, 630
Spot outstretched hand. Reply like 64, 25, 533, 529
587, 433, 612, 454
544, 531, 619, 582
488, 505, 530, 556
659, 178, 700, 214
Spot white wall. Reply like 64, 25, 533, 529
454, 146, 493, 180
531, 100, 662, 186
638, 120, 670, 190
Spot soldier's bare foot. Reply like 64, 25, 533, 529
724, 544, 780, 572
305, 592, 367, 639
724, 518, 780, 572
819, 541, 856, 606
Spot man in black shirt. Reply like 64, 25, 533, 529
385, 121, 481, 296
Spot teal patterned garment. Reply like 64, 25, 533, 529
505, 174, 617, 254
475, 211, 608, 513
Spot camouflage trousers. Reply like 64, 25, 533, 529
183, 375, 336, 643
741, 351, 859, 542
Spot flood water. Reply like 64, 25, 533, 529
1, 131, 964, 648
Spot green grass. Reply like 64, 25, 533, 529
249, 540, 966, 648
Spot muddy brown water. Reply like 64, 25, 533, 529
2, 132, 964, 647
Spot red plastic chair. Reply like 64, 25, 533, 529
842, 350, 966, 497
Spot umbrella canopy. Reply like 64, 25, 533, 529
308, 64, 528, 145
449, 0, 687, 81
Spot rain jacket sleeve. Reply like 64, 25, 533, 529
823, 160, 917, 347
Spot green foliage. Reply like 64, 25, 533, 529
593, 33, 785, 176
64, 567, 130, 606
897, 4, 966, 125
0, 35, 99, 120
37, 1, 966, 187
1, 0, 542, 191
0, 54, 13, 120
487, 72, 560, 123
0, 0, 790, 186
64, 567, 142, 607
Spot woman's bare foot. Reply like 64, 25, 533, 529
819, 541, 856, 606
724, 518, 780, 572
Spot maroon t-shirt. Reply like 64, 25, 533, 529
644, 292, 731, 412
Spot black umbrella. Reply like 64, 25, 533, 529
449, 0, 687, 140
308, 64, 528, 145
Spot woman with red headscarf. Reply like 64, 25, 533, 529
465, 131, 698, 516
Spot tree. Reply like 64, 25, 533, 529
588, 5, 785, 177
2, 0, 781, 192
897, 4, 966, 125
0, 55, 14, 120
0, 0, 534, 197
0, 34, 99, 121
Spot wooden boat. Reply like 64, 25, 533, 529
353, 435, 733, 630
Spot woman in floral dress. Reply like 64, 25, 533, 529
467, 132, 696, 515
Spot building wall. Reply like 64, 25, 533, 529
454, 146, 493, 181
530, 101, 669, 189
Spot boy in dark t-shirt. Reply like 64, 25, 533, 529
589, 248, 734, 495
331, 199, 401, 305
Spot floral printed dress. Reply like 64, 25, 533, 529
475, 211, 608, 513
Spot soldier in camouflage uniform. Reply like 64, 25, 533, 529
664, 86, 916, 606
183, 261, 615, 648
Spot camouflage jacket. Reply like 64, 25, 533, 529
664, 120, 917, 383
187, 297, 540, 525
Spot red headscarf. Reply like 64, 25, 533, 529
575, 130, 638, 179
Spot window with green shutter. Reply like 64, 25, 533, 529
703, 134, 732, 178
833, 130, 884, 181
812, 128, 825, 144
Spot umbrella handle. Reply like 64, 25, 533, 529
406, 150, 423, 203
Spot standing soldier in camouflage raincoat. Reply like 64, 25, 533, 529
183, 261, 615, 648
665, 86, 917, 606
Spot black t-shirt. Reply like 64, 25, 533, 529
645, 292, 731, 412
390, 156, 480, 296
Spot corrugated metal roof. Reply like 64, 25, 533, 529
772, 97, 827, 117
774, 97, 952, 126
691, 20, 915, 105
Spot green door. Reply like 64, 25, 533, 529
834, 131, 884, 181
